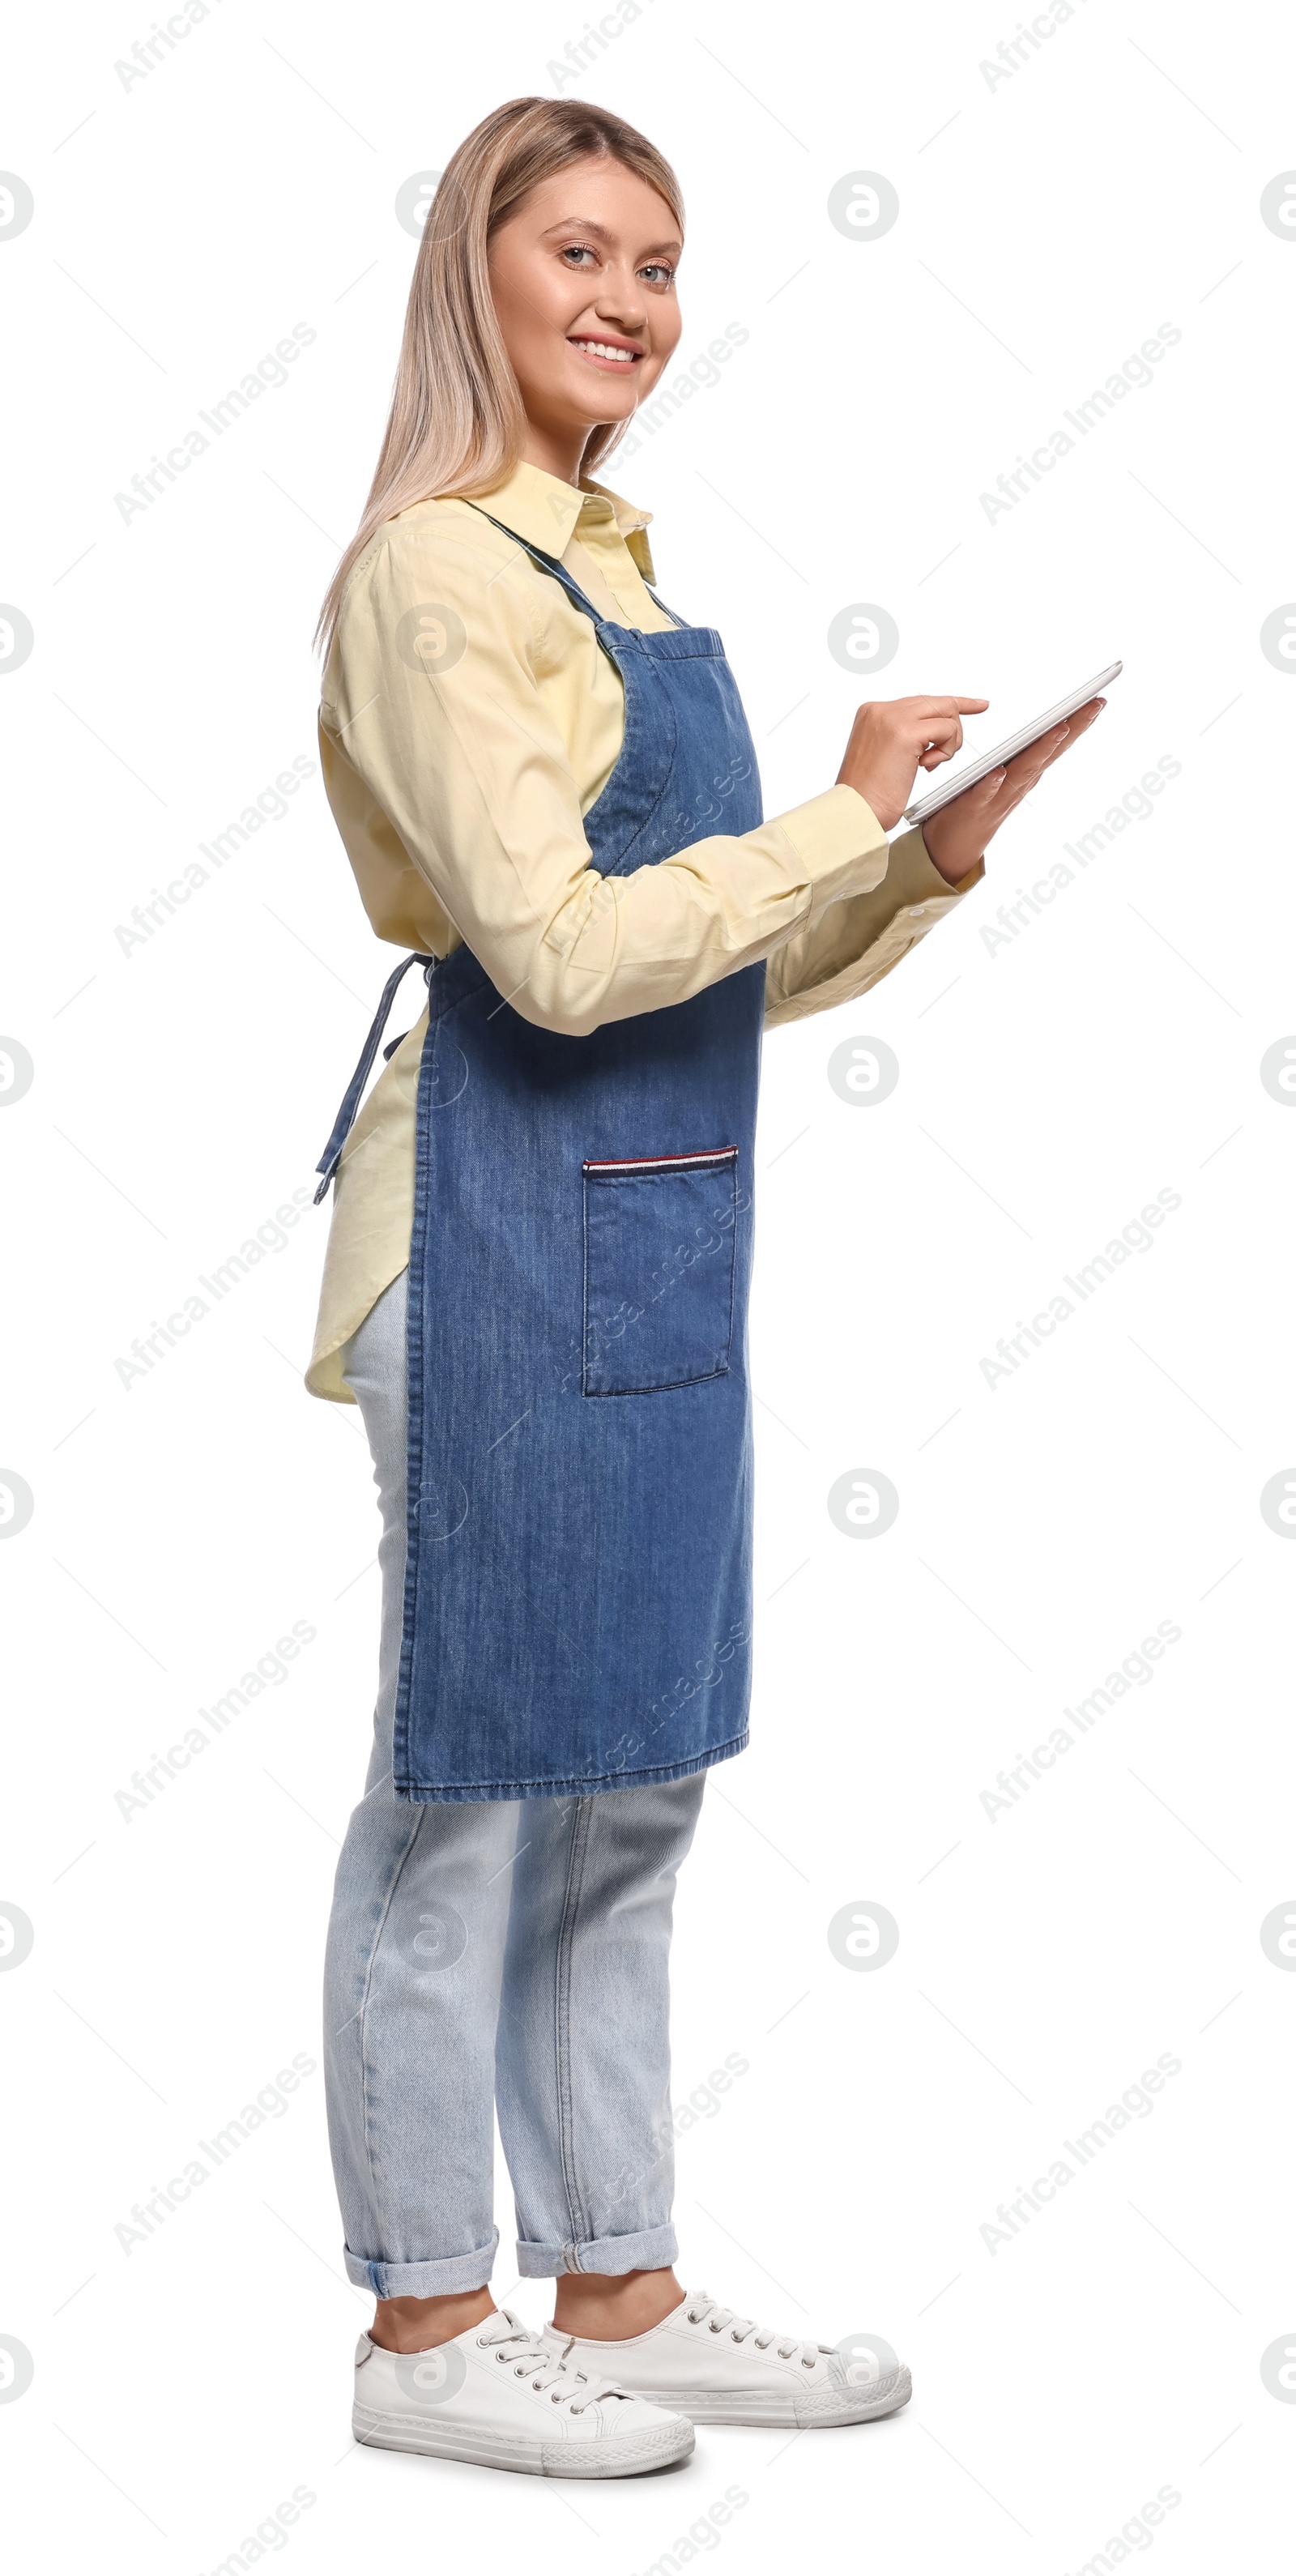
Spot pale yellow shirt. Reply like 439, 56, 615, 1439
307, 460, 978, 1401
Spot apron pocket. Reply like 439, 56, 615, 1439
582, 1148, 739, 1397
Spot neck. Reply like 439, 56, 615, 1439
518, 420, 590, 487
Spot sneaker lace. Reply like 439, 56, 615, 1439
684, 2290, 827, 2369
478, 2311, 629, 2416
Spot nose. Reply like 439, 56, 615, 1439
591, 262, 647, 331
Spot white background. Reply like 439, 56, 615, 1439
2, 2, 1295, 2570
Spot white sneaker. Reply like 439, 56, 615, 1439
352, 2307, 695, 2477
562, 2289, 912, 2429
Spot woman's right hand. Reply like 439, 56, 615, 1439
836, 694, 991, 834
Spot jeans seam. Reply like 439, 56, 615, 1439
356, 1800, 431, 2269
553, 1796, 594, 2262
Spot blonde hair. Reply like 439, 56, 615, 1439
315, 97, 684, 656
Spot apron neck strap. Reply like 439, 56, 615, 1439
463, 504, 683, 629
462, 505, 606, 625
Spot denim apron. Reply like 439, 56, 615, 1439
316, 516, 765, 1801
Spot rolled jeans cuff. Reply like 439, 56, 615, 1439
343, 2228, 500, 2297
515, 2221, 680, 2279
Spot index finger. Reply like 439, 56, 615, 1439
916, 696, 990, 715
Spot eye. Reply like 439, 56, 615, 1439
561, 242, 599, 267
640, 262, 676, 286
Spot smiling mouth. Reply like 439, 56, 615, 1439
569, 338, 642, 368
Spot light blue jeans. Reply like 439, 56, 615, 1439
322, 1271, 706, 2295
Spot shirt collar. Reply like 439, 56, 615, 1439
468, 456, 657, 583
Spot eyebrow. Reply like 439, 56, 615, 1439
538, 216, 682, 255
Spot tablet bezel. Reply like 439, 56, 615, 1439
902, 662, 1123, 827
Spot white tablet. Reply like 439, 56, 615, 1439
902, 662, 1122, 826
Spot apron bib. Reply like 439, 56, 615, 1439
317, 517, 765, 1799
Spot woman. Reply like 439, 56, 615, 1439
308, 97, 1102, 2479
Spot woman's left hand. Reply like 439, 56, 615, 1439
920, 695, 1107, 885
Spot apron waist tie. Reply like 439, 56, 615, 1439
313, 952, 436, 1203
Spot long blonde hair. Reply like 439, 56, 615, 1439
315, 97, 684, 657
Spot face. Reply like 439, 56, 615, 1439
487, 156, 683, 467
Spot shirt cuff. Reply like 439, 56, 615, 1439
772, 783, 891, 918
893, 825, 986, 902
761, 822, 983, 1030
